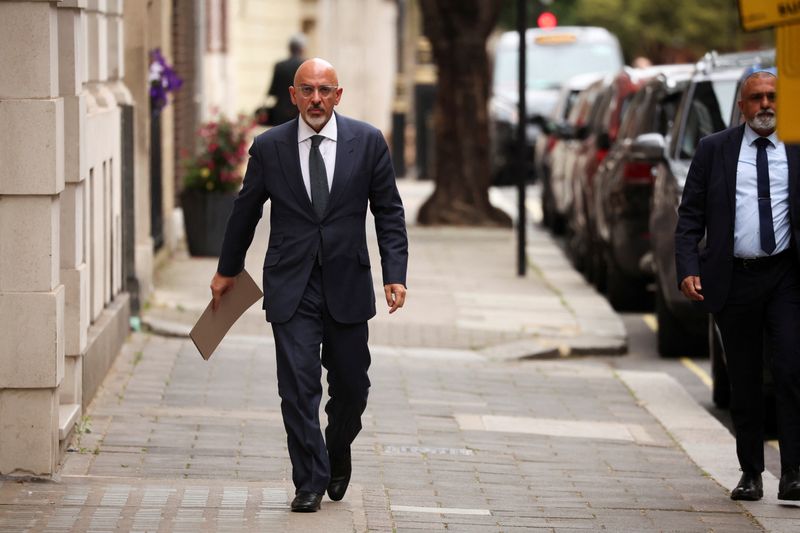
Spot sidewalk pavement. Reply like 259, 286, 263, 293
1, 181, 798, 532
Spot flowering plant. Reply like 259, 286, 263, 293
149, 48, 182, 111
182, 114, 255, 193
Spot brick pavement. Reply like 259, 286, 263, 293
144, 181, 626, 356
1, 180, 794, 531
0, 332, 767, 532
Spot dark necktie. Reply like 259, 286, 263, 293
755, 137, 776, 255
309, 135, 329, 219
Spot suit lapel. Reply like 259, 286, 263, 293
325, 114, 359, 216
722, 124, 745, 217
275, 119, 315, 215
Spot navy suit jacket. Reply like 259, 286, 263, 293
218, 113, 408, 324
675, 124, 800, 313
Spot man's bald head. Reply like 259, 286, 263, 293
289, 58, 343, 132
293, 58, 339, 87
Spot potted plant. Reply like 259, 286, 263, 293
181, 114, 255, 256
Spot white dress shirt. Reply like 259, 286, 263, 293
734, 124, 790, 258
297, 114, 338, 200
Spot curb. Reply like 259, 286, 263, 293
618, 370, 800, 532
143, 314, 626, 360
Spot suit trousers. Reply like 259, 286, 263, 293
271, 263, 371, 494
713, 252, 800, 474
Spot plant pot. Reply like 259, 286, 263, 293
181, 189, 236, 256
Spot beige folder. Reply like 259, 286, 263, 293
189, 269, 264, 360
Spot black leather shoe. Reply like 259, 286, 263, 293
730, 472, 763, 501
778, 469, 800, 501
327, 447, 352, 501
291, 491, 322, 512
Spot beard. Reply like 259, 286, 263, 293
749, 110, 776, 132
302, 107, 328, 130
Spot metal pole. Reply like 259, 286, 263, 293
516, 0, 527, 277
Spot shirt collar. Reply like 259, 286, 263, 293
744, 122, 779, 147
297, 113, 338, 144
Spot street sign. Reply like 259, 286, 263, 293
739, 0, 800, 31
777, 23, 800, 142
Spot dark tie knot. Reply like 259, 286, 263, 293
311, 135, 324, 148
754, 137, 772, 150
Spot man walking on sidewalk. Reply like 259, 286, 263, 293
676, 71, 800, 502
210, 58, 408, 512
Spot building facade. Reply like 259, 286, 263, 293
0, 0, 178, 476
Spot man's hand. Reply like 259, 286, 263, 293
384, 283, 406, 314
680, 275, 704, 301
211, 272, 237, 311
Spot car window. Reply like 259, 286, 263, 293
563, 90, 581, 121
494, 42, 622, 91
618, 89, 648, 140
656, 92, 683, 136
679, 79, 737, 159
588, 86, 613, 133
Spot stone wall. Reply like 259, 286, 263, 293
0, 0, 165, 476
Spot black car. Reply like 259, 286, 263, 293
592, 65, 694, 309
649, 50, 775, 357
489, 27, 623, 184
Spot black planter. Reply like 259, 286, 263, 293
181, 189, 236, 256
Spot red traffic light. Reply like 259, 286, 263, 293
537, 11, 557, 29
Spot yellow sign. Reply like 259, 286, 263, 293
739, 0, 800, 31
777, 23, 800, 143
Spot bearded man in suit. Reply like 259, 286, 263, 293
211, 58, 408, 512
676, 71, 800, 502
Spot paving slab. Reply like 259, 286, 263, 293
144, 180, 625, 357
0, 330, 768, 532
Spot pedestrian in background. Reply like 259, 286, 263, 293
675, 71, 800, 502
210, 58, 408, 512
266, 34, 306, 126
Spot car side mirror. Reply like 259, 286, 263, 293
631, 132, 666, 159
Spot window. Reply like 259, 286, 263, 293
679, 80, 737, 159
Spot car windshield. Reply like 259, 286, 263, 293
494, 42, 622, 90
678, 79, 737, 159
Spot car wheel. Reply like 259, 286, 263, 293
565, 224, 586, 273
606, 253, 648, 311
709, 317, 730, 408
655, 281, 705, 357
591, 248, 607, 292
541, 183, 555, 229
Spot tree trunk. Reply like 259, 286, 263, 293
417, 0, 511, 227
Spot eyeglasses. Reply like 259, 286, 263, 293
296, 85, 338, 98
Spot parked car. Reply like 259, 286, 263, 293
544, 77, 608, 234
591, 65, 694, 309
649, 50, 775, 357
539, 72, 606, 232
564, 75, 615, 272
568, 67, 668, 284
533, 73, 600, 226
489, 27, 624, 184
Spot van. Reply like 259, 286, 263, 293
489, 26, 624, 184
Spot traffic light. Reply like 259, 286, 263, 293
537, 11, 557, 29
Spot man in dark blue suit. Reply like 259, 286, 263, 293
266, 34, 305, 126
676, 71, 800, 502
210, 58, 408, 512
